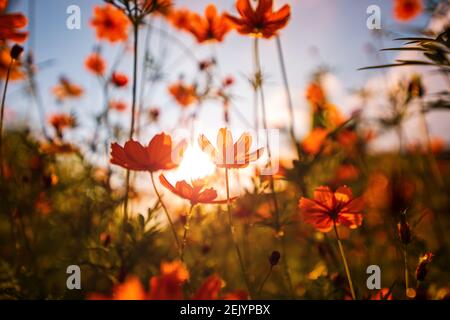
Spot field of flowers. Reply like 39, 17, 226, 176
0, 0, 449, 300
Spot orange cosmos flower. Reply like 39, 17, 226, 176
0, 46, 23, 80
110, 133, 186, 172
168, 81, 198, 107
299, 186, 364, 233
88, 276, 147, 300
225, 0, 291, 39
84, 53, 106, 76
159, 174, 235, 205
148, 260, 189, 300
52, 77, 84, 102
147, 0, 173, 16
109, 100, 128, 112
0, 0, 28, 43
394, 0, 423, 22
192, 275, 224, 300
91, 4, 130, 43
168, 8, 193, 30
111, 71, 129, 87
302, 128, 329, 155
198, 128, 264, 169
306, 82, 326, 108
48, 113, 76, 132
188, 4, 231, 43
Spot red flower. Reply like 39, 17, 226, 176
198, 128, 263, 169
192, 275, 224, 300
0, 0, 28, 43
159, 174, 235, 205
168, 81, 198, 108
188, 4, 231, 43
394, 0, 423, 22
48, 113, 76, 132
148, 261, 189, 300
225, 0, 291, 39
111, 72, 129, 87
85, 53, 106, 76
299, 186, 364, 233
110, 133, 186, 172
109, 100, 128, 112
91, 4, 130, 43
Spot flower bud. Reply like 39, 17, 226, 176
269, 250, 281, 267
416, 252, 433, 282
10, 44, 24, 60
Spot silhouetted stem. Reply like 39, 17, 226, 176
150, 172, 182, 257
333, 223, 356, 300
123, 19, 140, 223
0, 58, 14, 178
258, 266, 273, 297
276, 35, 301, 158
254, 37, 294, 296
225, 167, 252, 298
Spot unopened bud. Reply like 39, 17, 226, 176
269, 251, 281, 267
10, 44, 24, 60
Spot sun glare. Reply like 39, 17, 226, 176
169, 145, 216, 181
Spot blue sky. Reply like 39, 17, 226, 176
7, 0, 442, 151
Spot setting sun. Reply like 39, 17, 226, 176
169, 145, 216, 181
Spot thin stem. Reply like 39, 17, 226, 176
181, 205, 194, 261
225, 167, 252, 298
419, 107, 443, 186
403, 245, 410, 298
333, 222, 356, 300
254, 37, 294, 296
275, 35, 301, 158
257, 266, 273, 297
123, 20, 140, 222
0, 59, 14, 178
150, 172, 182, 256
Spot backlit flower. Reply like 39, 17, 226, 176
299, 186, 364, 233
159, 174, 235, 205
188, 4, 231, 43
198, 128, 264, 169
110, 133, 186, 172
0, 0, 28, 43
91, 4, 130, 43
168, 81, 197, 107
52, 77, 84, 102
84, 53, 106, 76
225, 0, 291, 39
394, 0, 423, 22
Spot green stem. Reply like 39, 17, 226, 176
333, 222, 356, 300
181, 205, 194, 261
225, 167, 252, 299
150, 172, 182, 257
